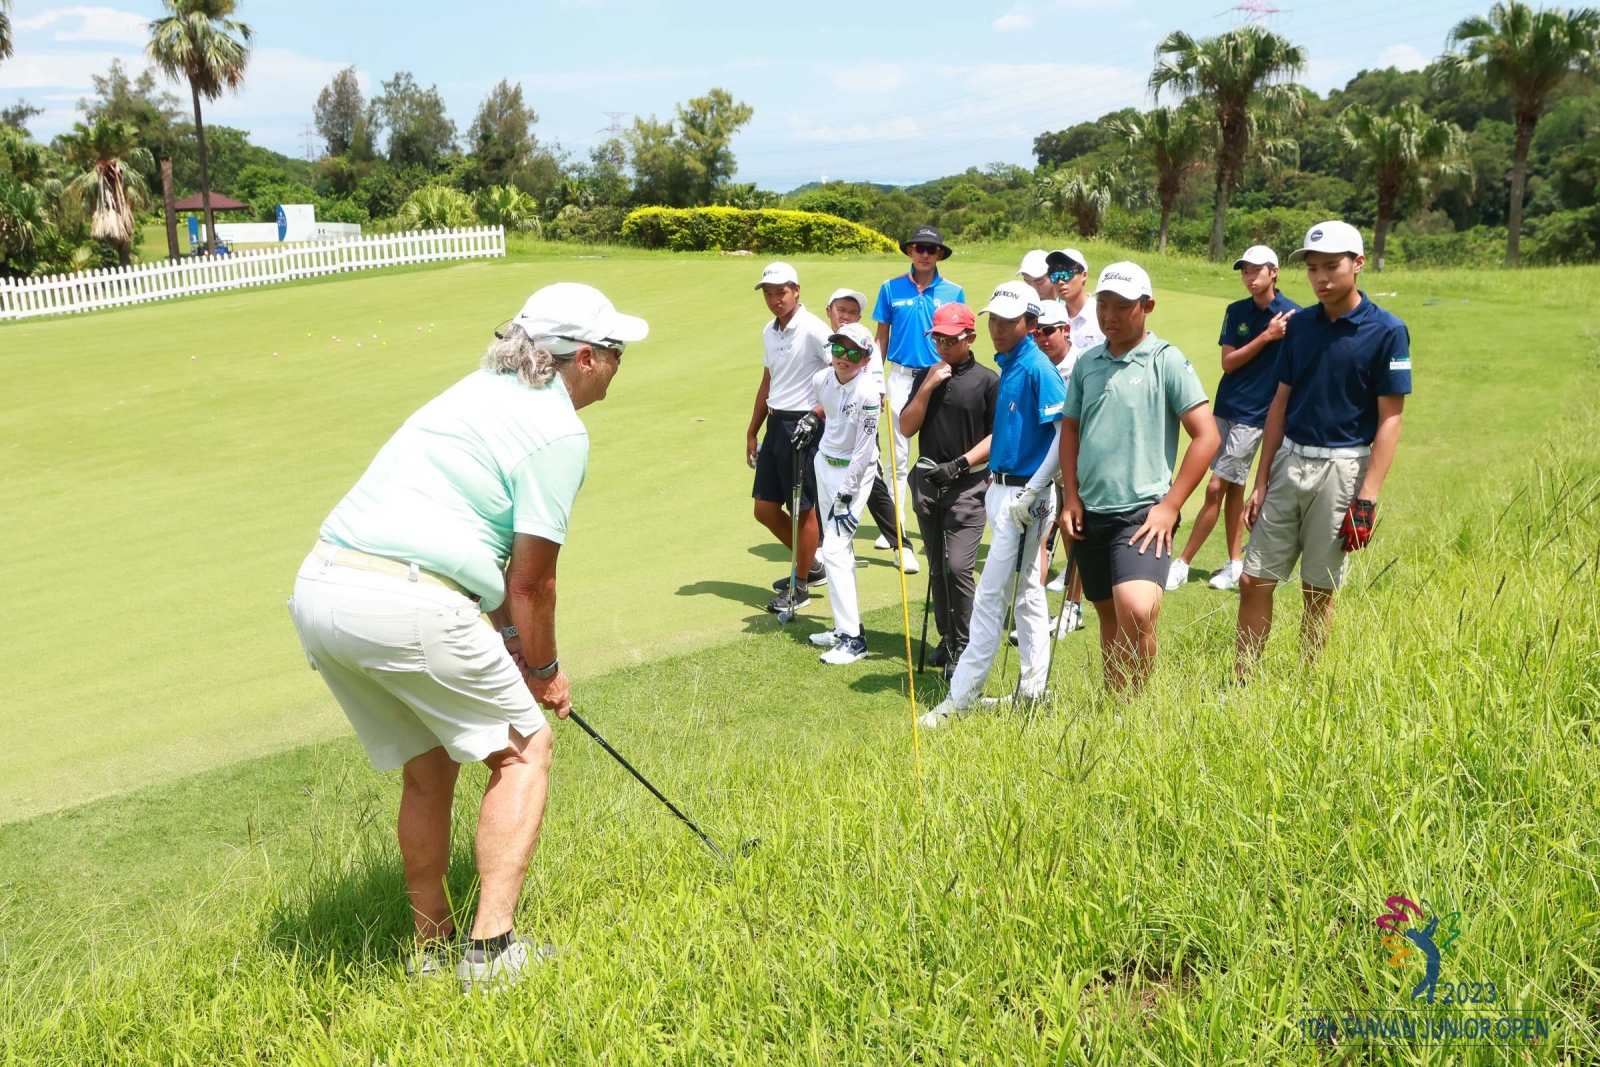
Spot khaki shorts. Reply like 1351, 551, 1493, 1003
1211, 416, 1264, 486
1242, 449, 1369, 590
288, 551, 546, 771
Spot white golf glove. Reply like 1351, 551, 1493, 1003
828, 493, 858, 538
1007, 487, 1041, 529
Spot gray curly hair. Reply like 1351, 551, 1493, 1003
480, 324, 574, 388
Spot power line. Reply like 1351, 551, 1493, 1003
599, 111, 629, 134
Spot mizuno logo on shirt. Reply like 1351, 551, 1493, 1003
1390, 358, 1412, 370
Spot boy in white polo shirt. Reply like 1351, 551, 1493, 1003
747, 262, 832, 615
806, 322, 882, 664
1237, 222, 1410, 677
1047, 249, 1105, 362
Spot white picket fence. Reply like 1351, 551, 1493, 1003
0, 225, 506, 323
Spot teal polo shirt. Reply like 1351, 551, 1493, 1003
320, 370, 589, 612
1063, 334, 1209, 514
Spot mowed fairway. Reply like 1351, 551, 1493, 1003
2, 245, 1598, 1064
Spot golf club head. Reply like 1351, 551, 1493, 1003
739, 836, 761, 855
777, 608, 795, 625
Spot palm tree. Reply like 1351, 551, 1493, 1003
1339, 103, 1471, 271
400, 186, 475, 230
1150, 25, 1307, 261
473, 184, 541, 233
146, 0, 251, 255
1, 0, 14, 68
1435, 2, 1600, 266
63, 118, 154, 268
1108, 104, 1208, 255
1035, 170, 1114, 239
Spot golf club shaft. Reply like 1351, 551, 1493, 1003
998, 512, 1031, 685
781, 443, 803, 624
568, 710, 726, 861
917, 575, 932, 672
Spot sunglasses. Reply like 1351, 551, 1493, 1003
1049, 268, 1083, 283
931, 332, 970, 347
830, 343, 870, 362
1033, 324, 1066, 337
911, 243, 942, 256
492, 321, 627, 357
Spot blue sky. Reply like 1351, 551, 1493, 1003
2, 0, 1489, 190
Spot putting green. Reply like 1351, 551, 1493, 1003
1, 246, 1590, 820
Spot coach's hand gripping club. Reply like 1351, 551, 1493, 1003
568, 709, 756, 862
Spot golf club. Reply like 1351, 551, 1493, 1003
996, 511, 1033, 688
917, 573, 932, 672
569, 709, 756, 862
777, 444, 804, 625
1014, 522, 1060, 704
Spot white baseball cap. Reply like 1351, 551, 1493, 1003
1233, 244, 1279, 269
827, 287, 867, 311
1047, 248, 1089, 274
1016, 249, 1050, 279
1095, 262, 1153, 301
827, 322, 876, 355
755, 261, 799, 288
510, 282, 649, 353
980, 280, 1042, 320
1035, 301, 1069, 327
1287, 221, 1364, 263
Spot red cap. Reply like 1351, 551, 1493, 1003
925, 302, 975, 337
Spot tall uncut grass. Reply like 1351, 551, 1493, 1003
2, 411, 1598, 1064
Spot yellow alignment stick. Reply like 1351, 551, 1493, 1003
881, 400, 925, 806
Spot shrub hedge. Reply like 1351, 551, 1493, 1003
621, 207, 898, 254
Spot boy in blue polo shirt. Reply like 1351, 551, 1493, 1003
1168, 245, 1299, 592
1237, 221, 1411, 677
876, 224, 964, 572
921, 282, 1064, 728
1059, 263, 1218, 694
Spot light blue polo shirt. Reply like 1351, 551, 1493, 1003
872, 270, 965, 369
989, 335, 1066, 478
1279, 292, 1412, 448
320, 370, 589, 612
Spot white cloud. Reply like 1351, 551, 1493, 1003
1377, 43, 1427, 72
787, 115, 923, 144
204, 48, 368, 122
993, 12, 1032, 31
0, 49, 137, 90
16, 6, 149, 46
829, 63, 907, 95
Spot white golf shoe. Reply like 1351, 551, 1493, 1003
1164, 558, 1190, 591
1208, 560, 1245, 590
819, 633, 869, 665
898, 548, 920, 575
1052, 602, 1084, 637
457, 934, 557, 994
873, 534, 892, 550
918, 699, 970, 730
1046, 570, 1066, 593
808, 630, 839, 647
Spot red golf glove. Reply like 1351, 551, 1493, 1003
1340, 498, 1377, 552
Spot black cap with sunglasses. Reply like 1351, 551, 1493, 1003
900, 225, 952, 261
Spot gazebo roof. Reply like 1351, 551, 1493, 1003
171, 192, 249, 212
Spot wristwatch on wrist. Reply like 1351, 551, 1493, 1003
954, 455, 970, 475
500, 625, 518, 641
530, 658, 560, 681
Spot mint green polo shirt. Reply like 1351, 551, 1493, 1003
320, 370, 589, 612
1062, 333, 1208, 514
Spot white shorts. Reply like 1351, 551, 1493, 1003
288, 550, 547, 771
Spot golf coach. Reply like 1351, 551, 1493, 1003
287, 282, 647, 991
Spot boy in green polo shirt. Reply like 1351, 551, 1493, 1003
1060, 262, 1220, 693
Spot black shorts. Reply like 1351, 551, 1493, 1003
1071, 504, 1180, 603
752, 410, 818, 510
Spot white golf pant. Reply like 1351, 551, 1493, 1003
884, 364, 916, 536
947, 482, 1055, 708
815, 454, 875, 637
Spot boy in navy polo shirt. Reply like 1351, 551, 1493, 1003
876, 225, 964, 574
922, 282, 1065, 728
1168, 245, 1299, 592
1237, 221, 1411, 677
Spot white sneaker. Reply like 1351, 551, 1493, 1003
819, 633, 869, 665
918, 699, 970, 729
457, 934, 556, 994
1208, 560, 1245, 590
1164, 558, 1190, 591
1046, 570, 1066, 593
1053, 602, 1084, 637
898, 548, 920, 575
808, 630, 839, 647
873, 534, 891, 550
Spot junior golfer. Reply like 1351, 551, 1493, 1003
288, 282, 646, 991
1050, 248, 1105, 361
1168, 245, 1299, 592
922, 282, 1064, 728
827, 287, 910, 560
1237, 222, 1410, 677
898, 302, 997, 680
875, 225, 967, 575
806, 322, 882, 665
1059, 263, 1218, 694
747, 262, 832, 613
